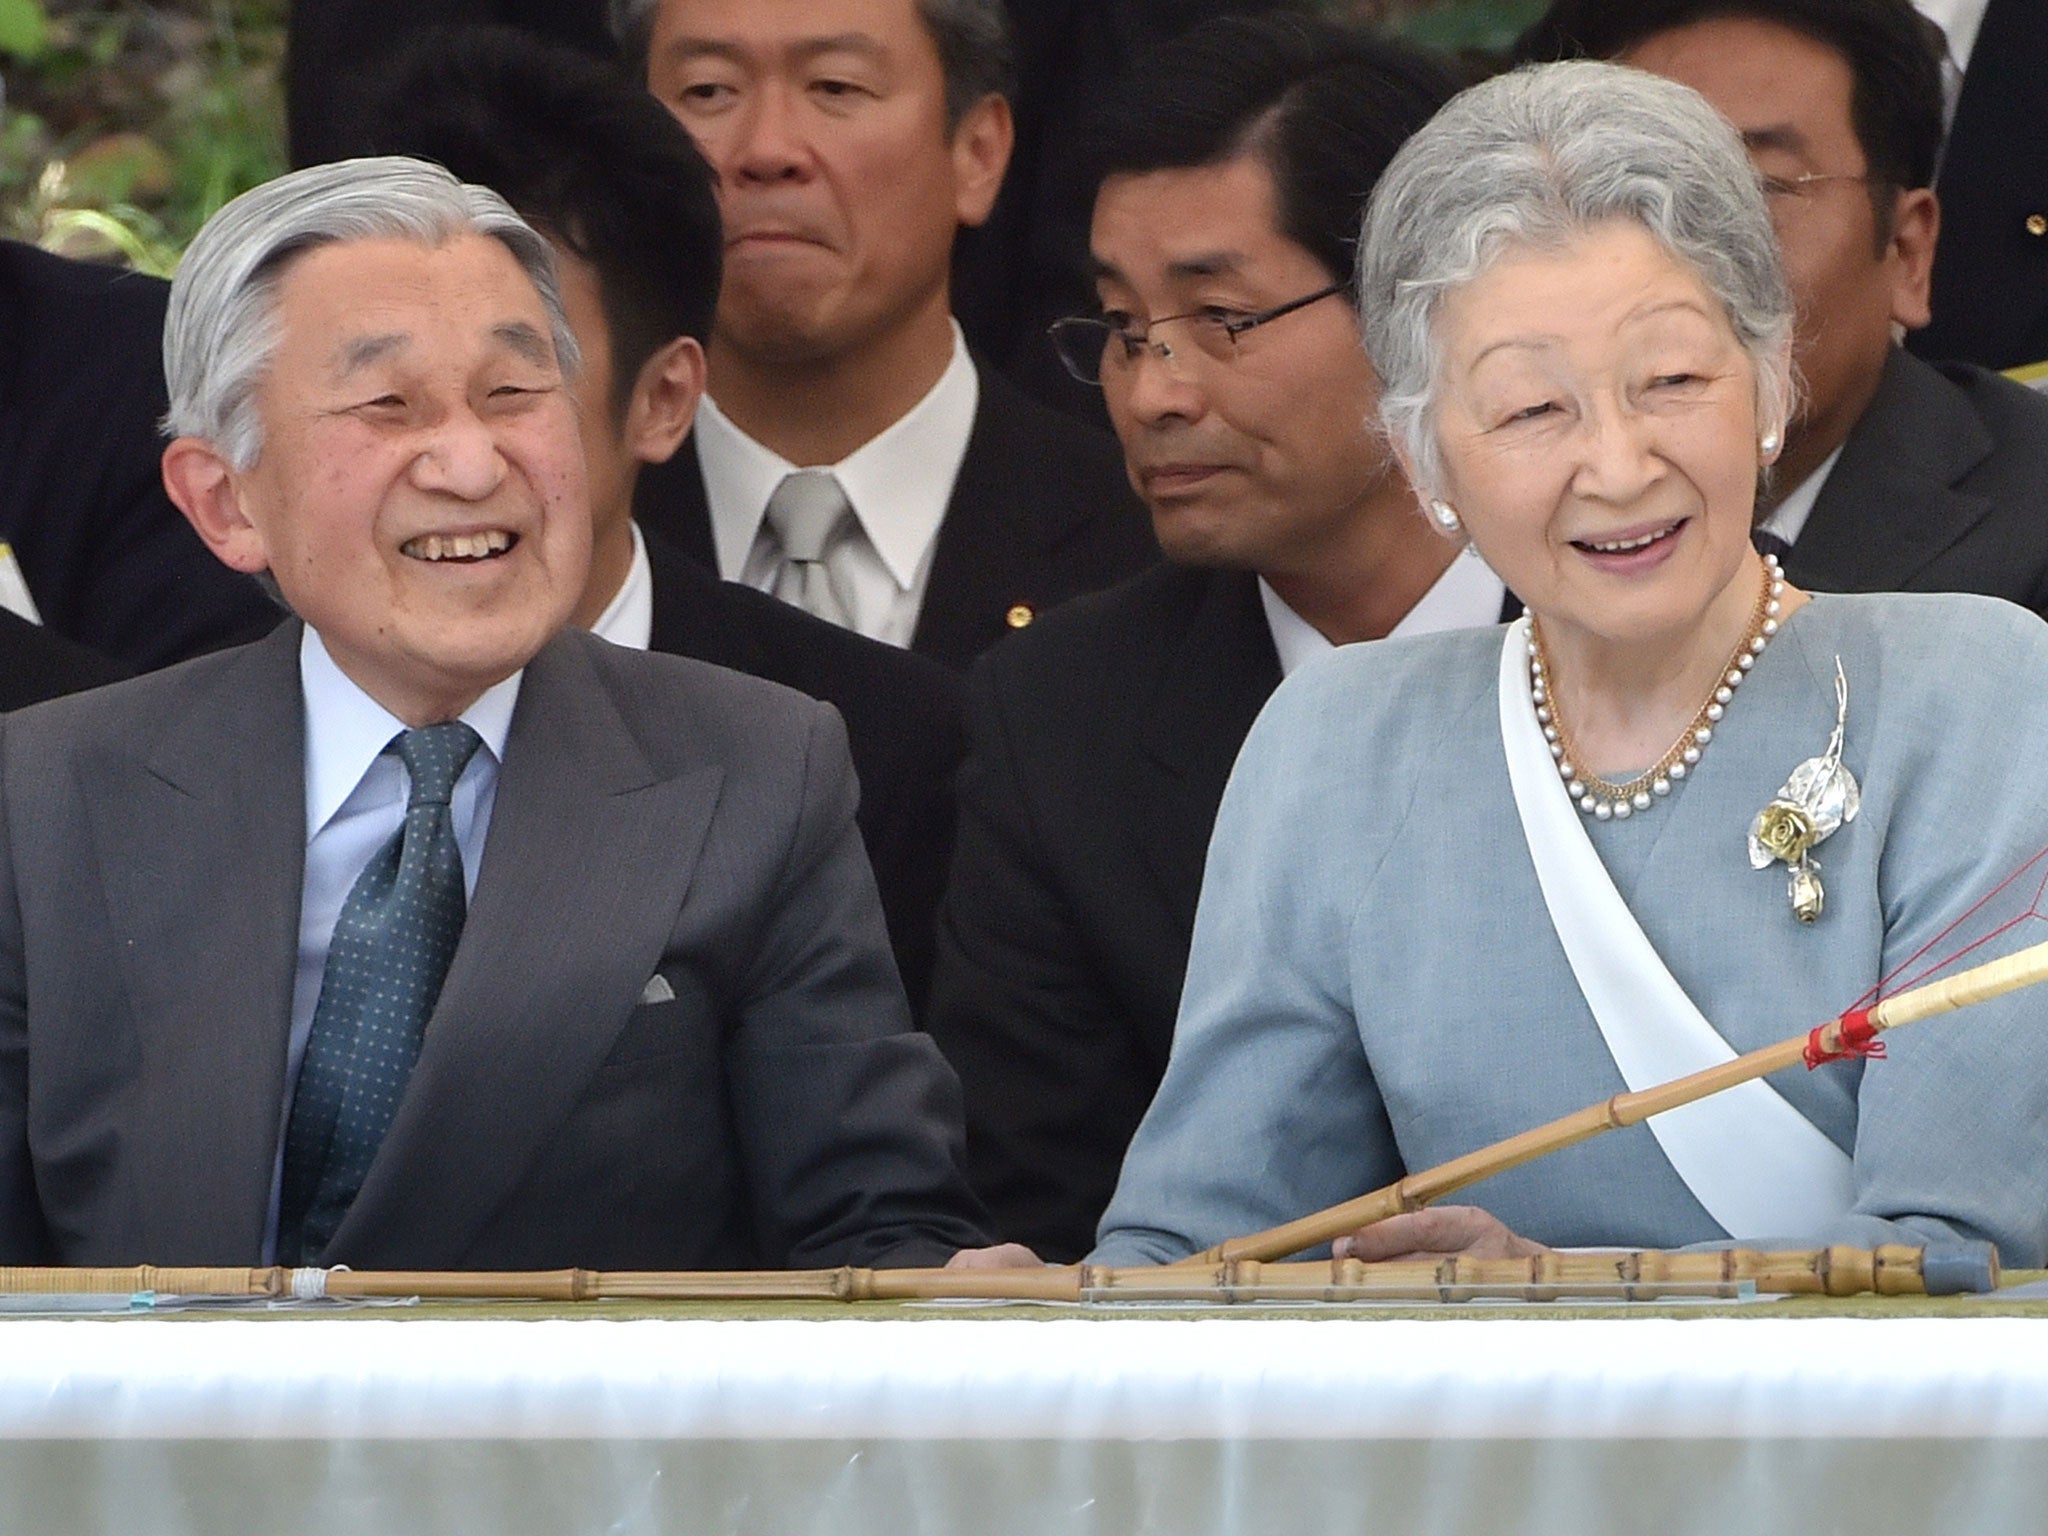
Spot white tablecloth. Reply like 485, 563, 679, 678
6, 1314, 2048, 1532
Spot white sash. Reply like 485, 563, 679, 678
1496, 621, 1855, 1238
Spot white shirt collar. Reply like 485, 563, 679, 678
299, 625, 522, 839
1257, 549, 1507, 678
1759, 443, 1847, 550
694, 321, 979, 592
587, 520, 654, 652
1915, 0, 1990, 72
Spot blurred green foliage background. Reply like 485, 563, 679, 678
0, 0, 1540, 271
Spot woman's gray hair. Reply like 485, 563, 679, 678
163, 156, 580, 470
1357, 60, 1794, 501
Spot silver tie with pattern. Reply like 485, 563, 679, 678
764, 468, 857, 629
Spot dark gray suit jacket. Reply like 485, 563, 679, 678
0, 622, 990, 1269
1785, 348, 2048, 617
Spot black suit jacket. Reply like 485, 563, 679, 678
1784, 348, 2048, 616
641, 526, 965, 1015
0, 622, 990, 1269
0, 609, 127, 712
924, 565, 1280, 1260
0, 242, 277, 671
1912, 0, 2048, 372
633, 363, 1157, 672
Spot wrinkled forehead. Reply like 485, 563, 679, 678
266, 233, 555, 367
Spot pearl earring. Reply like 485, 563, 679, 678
1429, 499, 1463, 534
1760, 431, 1781, 455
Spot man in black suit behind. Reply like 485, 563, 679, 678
0, 241, 278, 671
1525, 0, 2048, 614
1911, 0, 2048, 374
614, 0, 1156, 670
363, 28, 966, 1014
924, 17, 1494, 1261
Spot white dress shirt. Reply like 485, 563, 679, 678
1916, 0, 1990, 72
263, 626, 522, 1260
1258, 548, 1509, 678
1758, 444, 1847, 551
588, 520, 655, 651
694, 322, 979, 647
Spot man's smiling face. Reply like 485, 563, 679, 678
222, 232, 590, 722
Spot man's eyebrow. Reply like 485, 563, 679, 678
491, 321, 553, 367
657, 32, 887, 68
1085, 250, 1250, 285
1741, 125, 1807, 157
1165, 252, 1248, 280
330, 332, 408, 378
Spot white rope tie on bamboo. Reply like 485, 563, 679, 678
289, 1267, 334, 1301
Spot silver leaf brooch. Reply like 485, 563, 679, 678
1747, 657, 1860, 924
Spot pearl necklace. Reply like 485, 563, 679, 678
1528, 555, 1785, 821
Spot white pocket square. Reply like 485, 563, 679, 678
638, 974, 676, 1005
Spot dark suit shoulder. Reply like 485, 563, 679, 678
0, 240, 168, 317
558, 624, 837, 765
976, 562, 1257, 704
1933, 357, 2048, 462
0, 610, 127, 712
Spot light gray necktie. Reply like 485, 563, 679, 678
764, 469, 856, 628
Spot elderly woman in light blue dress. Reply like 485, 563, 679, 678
1092, 60, 2048, 1268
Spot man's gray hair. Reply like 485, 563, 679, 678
163, 156, 580, 469
1357, 60, 1795, 501
609, 0, 1014, 128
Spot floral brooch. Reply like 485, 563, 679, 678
1748, 657, 1860, 923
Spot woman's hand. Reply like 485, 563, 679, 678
1331, 1204, 1548, 1262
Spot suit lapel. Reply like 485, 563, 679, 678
1789, 351, 1996, 594
1135, 571, 1282, 944
79, 624, 305, 1262
910, 368, 1045, 668
330, 633, 725, 1265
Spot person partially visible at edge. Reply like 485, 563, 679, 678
1520, 0, 2048, 619
1093, 62, 2048, 1270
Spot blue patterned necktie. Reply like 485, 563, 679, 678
277, 720, 484, 1265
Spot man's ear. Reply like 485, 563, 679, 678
950, 92, 1014, 230
1887, 186, 1940, 332
162, 438, 271, 574
624, 335, 707, 468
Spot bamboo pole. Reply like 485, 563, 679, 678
1188, 935, 2048, 1267
0, 1242, 1993, 1306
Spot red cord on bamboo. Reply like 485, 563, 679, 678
1805, 1006, 1887, 1069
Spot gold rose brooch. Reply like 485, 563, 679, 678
1748, 657, 1860, 924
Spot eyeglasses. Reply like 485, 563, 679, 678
1758, 170, 1875, 201
1047, 282, 1348, 386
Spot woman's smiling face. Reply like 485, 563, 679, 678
1425, 218, 1779, 659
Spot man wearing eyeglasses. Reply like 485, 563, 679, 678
1523, 0, 2048, 617
922, 16, 1504, 1263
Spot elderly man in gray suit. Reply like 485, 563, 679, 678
0, 157, 1027, 1274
